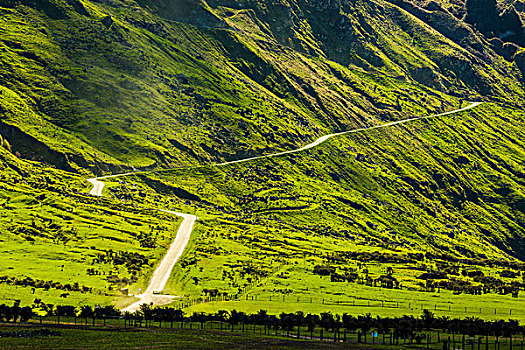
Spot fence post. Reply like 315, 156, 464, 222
344, 330, 347, 343
320, 329, 323, 341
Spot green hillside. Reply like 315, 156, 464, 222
0, 0, 524, 321
2, 0, 524, 173
110, 101, 525, 320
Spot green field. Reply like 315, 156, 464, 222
0, 321, 523, 350
0, 325, 356, 350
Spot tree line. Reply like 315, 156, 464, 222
2, 300, 524, 342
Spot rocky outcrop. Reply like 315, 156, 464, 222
101, 15, 114, 29
466, 0, 525, 46
387, 0, 487, 57
465, 0, 499, 36
66, 0, 90, 16
501, 42, 520, 61
498, 6, 524, 46
411, 67, 445, 91
513, 49, 525, 78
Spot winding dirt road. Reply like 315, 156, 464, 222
87, 173, 135, 196
87, 102, 482, 312
215, 102, 482, 166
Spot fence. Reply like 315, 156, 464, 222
20, 316, 525, 350
174, 294, 524, 318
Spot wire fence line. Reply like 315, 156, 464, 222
174, 294, 524, 317
18, 316, 525, 350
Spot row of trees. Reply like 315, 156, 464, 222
0, 301, 32, 323
4, 300, 524, 340
166, 309, 524, 340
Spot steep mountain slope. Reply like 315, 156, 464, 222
1, 0, 524, 174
